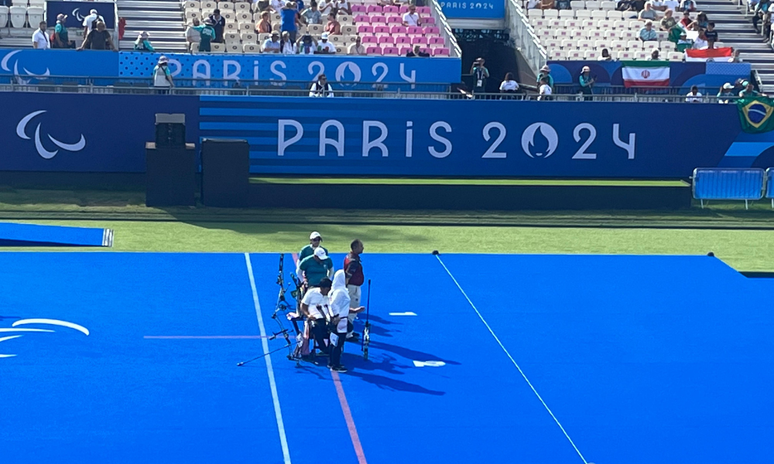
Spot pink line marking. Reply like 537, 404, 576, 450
291, 252, 299, 265
331, 371, 368, 464
143, 335, 265, 339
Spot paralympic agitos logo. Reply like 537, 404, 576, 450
16, 110, 87, 160
1, 50, 51, 84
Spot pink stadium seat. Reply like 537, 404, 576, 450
374, 25, 389, 34
399, 5, 409, 12
383, 6, 398, 13
362, 35, 378, 43
366, 46, 382, 55
428, 37, 444, 45
354, 14, 370, 23
417, 6, 431, 13
357, 25, 373, 33
366, 5, 382, 13
433, 47, 450, 56
411, 36, 428, 45
370, 15, 386, 24
423, 16, 436, 25
398, 46, 412, 55
352, 4, 367, 12
420, 47, 432, 55
407, 26, 423, 35
424, 26, 439, 35
387, 15, 402, 23
378, 35, 394, 44
394, 35, 410, 44
390, 25, 407, 34
382, 46, 400, 55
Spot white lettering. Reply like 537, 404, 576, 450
362, 121, 389, 157
192, 59, 211, 81
270, 61, 287, 81
428, 121, 452, 158
278, 119, 303, 156
572, 123, 597, 160
405, 121, 414, 158
613, 123, 636, 159
319, 120, 345, 157
372, 63, 388, 82
308, 61, 325, 81
253, 60, 259, 81
168, 59, 182, 77
399, 63, 416, 83
223, 60, 241, 81
482, 122, 507, 159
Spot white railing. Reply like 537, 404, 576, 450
506, 0, 546, 74
426, 0, 463, 58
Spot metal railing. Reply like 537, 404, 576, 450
506, 0, 547, 74
426, 0, 463, 58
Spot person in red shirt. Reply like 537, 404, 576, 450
343, 239, 364, 340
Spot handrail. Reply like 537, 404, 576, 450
506, 0, 547, 74
426, 0, 463, 58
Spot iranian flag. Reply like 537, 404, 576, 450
621, 61, 670, 88
685, 47, 734, 62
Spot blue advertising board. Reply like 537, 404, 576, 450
438, 0, 505, 19
3, 92, 774, 176
45, 1, 116, 29
0, 50, 118, 82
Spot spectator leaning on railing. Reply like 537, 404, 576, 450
500, 73, 519, 95
685, 85, 702, 102
309, 73, 334, 97
78, 21, 115, 51
82, 9, 104, 42
153, 56, 174, 90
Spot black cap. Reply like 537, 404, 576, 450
319, 277, 332, 288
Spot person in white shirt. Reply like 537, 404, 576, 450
262, 31, 281, 52
335, 0, 351, 15
297, 34, 318, 54
280, 31, 297, 54
538, 75, 552, 100
32, 21, 50, 49
310, 73, 334, 97
319, 0, 334, 15
82, 9, 103, 39
317, 32, 336, 53
270, 0, 284, 11
685, 85, 702, 102
692, 30, 708, 49
152, 55, 174, 89
300, 277, 333, 356
499, 72, 519, 94
186, 18, 201, 53
328, 270, 365, 372
348, 35, 366, 55
402, 4, 420, 27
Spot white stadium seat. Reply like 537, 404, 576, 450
618, 50, 633, 59
668, 51, 684, 61
550, 49, 566, 60
543, 9, 559, 18
0, 6, 7, 28
660, 41, 675, 51
610, 39, 626, 50
576, 9, 592, 18
627, 40, 641, 49
559, 9, 575, 18
601, 1, 617, 8
607, 10, 624, 19
9, 6, 25, 28
27, 7, 44, 27
567, 50, 583, 59
591, 10, 607, 19
635, 51, 650, 60
594, 40, 609, 48
570, 1, 585, 8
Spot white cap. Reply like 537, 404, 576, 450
158, 55, 169, 64
314, 247, 327, 259
321, 32, 329, 40
90, 9, 98, 14
309, 231, 322, 240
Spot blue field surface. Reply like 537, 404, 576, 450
0, 252, 772, 464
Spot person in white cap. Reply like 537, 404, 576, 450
317, 32, 336, 53
717, 82, 736, 104
299, 231, 327, 261
134, 31, 155, 52
297, 245, 334, 287
82, 8, 104, 40
537, 64, 553, 89
579, 65, 595, 101
53, 14, 75, 49
153, 56, 174, 90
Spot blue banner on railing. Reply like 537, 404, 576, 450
4, 93, 774, 176
438, 0, 505, 19
0, 50, 118, 82
45, 1, 116, 29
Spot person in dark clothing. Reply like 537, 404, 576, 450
406, 44, 430, 57
208, 9, 226, 43
343, 239, 364, 340
77, 21, 115, 50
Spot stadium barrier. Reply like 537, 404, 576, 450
766, 168, 774, 209
3, 92, 774, 178
692, 168, 766, 209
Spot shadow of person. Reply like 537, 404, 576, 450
369, 340, 461, 366
342, 369, 446, 396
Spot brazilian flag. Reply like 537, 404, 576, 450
738, 97, 774, 133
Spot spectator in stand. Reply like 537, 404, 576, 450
267, 0, 282, 11
616, 0, 636, 11
663, 0, 679, 11
598, 48, 613, 60
676, 30, 693, 50
639, 21, 658, 40
209, 9, 226, 43
650, 49, 661, 59
500, 72, 519, 95
317, 32, 336, 53
739, 80, 764, 97
704, 22, 718, 48
693, 11, 709, 29
660, 9, 677, 30
537, 64, 554, 89
753, 0, 769, 32
319, 0, 335, 15
578, 66, 595, 100
692, 30, 708, 48
538, 75, 552, 100
335, 0, 352, 15
470, 57, 489, 94
134, 31, 155, 51
348, 35, 367, 55
729, 49, 743, 62
82, 9, 103, 41
309, 73, 334, 97
762, 11, 772, 41
378, 0, 402, 6
297, 34, 318, 54
32, 21, 50, 49
402, 4, 421, 27
262, 30, 281, 52
78, 21, 115, 50
256, 11, 273, 33
186, 18, 201, 53
281, 1, 301, 42
685, 85, 702, 102
541, 0, 556, 8
639, 2, 658, 20
717, 82, 736, 103
679, 0, 696, 11
325, 13, 341, 35
280, 30, 297, 53
679, 10, 692, 27
406, 44, 430, 57
53, 14, 75, 49
195, 18, 216, 52
668, 23, 683, 43
152, 56, 174, 90
302, 1, 323, 24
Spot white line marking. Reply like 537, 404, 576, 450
13, 319, 89, 336
388, 312, 417, 316
434, 255, 589, 464
244, 253, 292, 464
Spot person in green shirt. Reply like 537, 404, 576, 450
299, 231, 328, 261
195, 18, 217, 52
739, 80, 765, 98
537, 65, 554, 90
297, 246, 334, 287
134, 31, 155, 52
53, 14, 75, 48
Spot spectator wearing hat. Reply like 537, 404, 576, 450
717, 82, 736, 103
309, 73, 334, 96
739, 80, 764, 97
262, 31, 281, 52
297, 34, 318, 54
639, 21, 658, 41
134, 31, 155, 51
348, 35, 367, 55
152, 56, 174, 91
32, 21, 50, 50
208, 9, 226, 43
53, 14, 75, 48
317, 32, 336, 53
186, 18, 201, 53
325, 13, 341, 35
297, 246, 334, 287
78, 21, 115, 50
402, 4, 421, 26
281, 1, 302, 42
537, 65, 554, 90
579, 66, 595, 100
685, 85, 702, 102
82, 8, 103, 41
195, 18, 216, 52
300, 231, 327, 261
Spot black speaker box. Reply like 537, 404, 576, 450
145, 142, 196, 207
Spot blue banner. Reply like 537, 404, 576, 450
438, 0, 505, 19
119, 52, 461, 85
45, 1, 116, 29
0, 50, 118, 81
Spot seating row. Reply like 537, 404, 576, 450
526, 8, 642, 19
353, 14, 436, 25
538, 29, 670, 41
184, 1, 431, 14
197, 42, 450, 55
185, 9, 355, 23
550, 49, 685, 60
0, 6, 45, 29
229, 31, 444, 45
532, 18, 667, 29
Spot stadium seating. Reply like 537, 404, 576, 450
183, 0, 450, 56
0, 6, 8, 28
692, 168, 765, 209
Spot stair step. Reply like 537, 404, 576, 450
120, 20, 185, 28
120, 11, 184, 20
125, 30, 186, 40
118, 0, 182, 8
